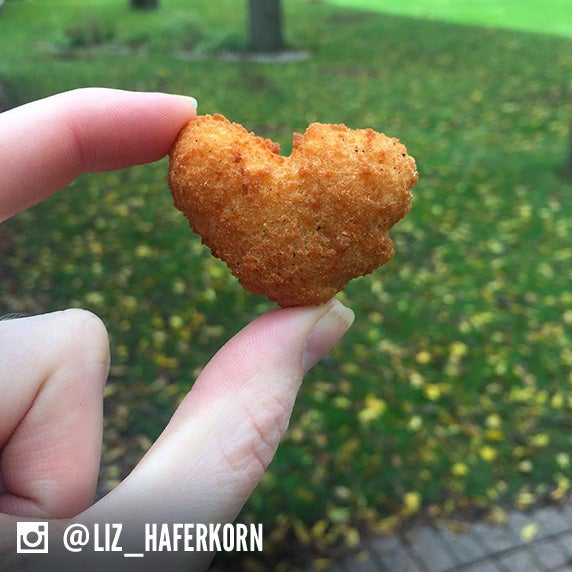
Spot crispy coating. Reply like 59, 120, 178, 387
168, 114, 418, 307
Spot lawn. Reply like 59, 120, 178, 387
1, 0, 572, 570
327, 0, 572, 38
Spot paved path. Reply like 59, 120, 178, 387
311, 504, 572, 572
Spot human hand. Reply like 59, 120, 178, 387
0, 89, 354, 570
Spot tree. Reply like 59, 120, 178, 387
248, 0, 284, 52
130, 0, 158, 9
568, 120, 572, 179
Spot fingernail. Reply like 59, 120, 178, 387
184, 96, 198, 110
303, 299, 355, 373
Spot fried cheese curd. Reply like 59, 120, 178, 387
168, 114, 418, 307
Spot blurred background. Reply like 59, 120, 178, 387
1, 1, 571, 570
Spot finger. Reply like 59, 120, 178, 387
0, 309, 109, 518
0, 88, 197, 222
83, 300, 353, 568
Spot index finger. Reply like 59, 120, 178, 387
0, 88, 197, 222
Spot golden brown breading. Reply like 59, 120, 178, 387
168, 114, 418, 307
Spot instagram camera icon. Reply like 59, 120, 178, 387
17, 522, 49, 553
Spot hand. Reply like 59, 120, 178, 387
0, 89, 354, 570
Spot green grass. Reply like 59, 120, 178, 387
1, 0, 572, 569
327, 0, 572, 38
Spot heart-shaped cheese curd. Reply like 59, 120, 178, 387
169, 114, 418, 307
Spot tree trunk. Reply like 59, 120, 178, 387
248, 0, 284, 52
567, 119, 572, 179
130, 0, 158, 9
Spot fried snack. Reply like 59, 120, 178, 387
168, 114, 418, 307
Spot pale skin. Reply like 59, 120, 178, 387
0, 88, 354, 570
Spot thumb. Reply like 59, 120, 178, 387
78, 299, 354, 570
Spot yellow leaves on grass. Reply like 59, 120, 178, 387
550, 474, 571, 502
484, 413, 504, 442
135, 244, 153, 258
479, 445, 498, 463
407, 415, 423, 431
529, 433, 550, 448
517, 460, 533, 474
403, 492, 422, 514
460, 311, 495, 332
556, 453, 570, 469
292, 517, 360, 550
408, 340, 469, 405
358, 394, 387, 424
515, 490, 537, 510
451, 463, 469, 477
415, 350, 432, 364
372, 492, 423, 534
422, 382, 453, 402
409, 372, 424, 388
